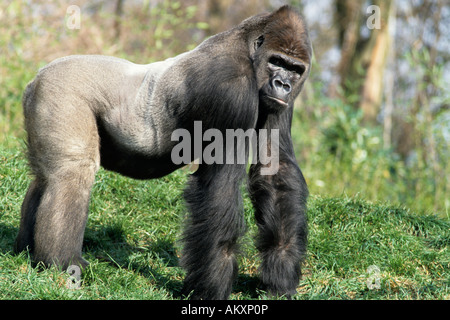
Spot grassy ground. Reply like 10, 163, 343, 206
0, 143, 448, 300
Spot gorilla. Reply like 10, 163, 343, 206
15, 5, 311, 299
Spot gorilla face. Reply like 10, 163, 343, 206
250, 6, 312, 113
259, 52, 306, 111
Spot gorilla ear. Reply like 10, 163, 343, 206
254, 35, 265, 51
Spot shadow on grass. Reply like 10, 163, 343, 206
83, 225, 185, 297
2, 221, 262, 299
0, 223, 18, 253
83, 225, 264, 299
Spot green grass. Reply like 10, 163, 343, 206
0, 143, 448, 300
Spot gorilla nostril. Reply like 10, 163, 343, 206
274, 79, 283, 89
283, 83, 291, 93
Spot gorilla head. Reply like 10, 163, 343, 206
15, 6, 311, 299
248, 6, 311, 112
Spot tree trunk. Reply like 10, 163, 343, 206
332, 0, 394, 124
383, 2, 396, 149
360, 0, 393, 123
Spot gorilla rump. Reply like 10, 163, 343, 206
15, 5, 311, 299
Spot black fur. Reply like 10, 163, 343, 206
249, 111, 308, 297
181, 164, 248, 299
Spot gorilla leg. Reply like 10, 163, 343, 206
249, 113, 308, 297
15, 157, 98, 269
15, 179, 44, 253
16, 95, 100, 269
31, 164, 97, 269
181, 164, 246, 300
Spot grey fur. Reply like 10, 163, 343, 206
16, 51, 198, 267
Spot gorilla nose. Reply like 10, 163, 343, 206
273, 78, 292, 93
270, 76, 291, 103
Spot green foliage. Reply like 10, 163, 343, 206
401, 45, 449, 215
320, 99, 377, 163
0, 2, 36, 146
292, 79, 448, 217
117, 0, 208, 62
0, 0, 209, 146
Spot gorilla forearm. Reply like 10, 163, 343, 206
249, 110, 308, 296
249, 161, 308, 295
181, 164, 247, 299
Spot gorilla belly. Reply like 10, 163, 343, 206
97, 118, 180, 180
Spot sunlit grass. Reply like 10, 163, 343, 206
0, 145, 448, 299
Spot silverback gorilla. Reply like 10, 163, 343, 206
15, 5, 311, 299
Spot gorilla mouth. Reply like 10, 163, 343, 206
264, 95, 289, 107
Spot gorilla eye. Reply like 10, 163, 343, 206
294, 64, 306, 76
269, 56, 306, 77
268, 56, 286, 69
254, 36, 264, 51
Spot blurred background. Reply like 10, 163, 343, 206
0, 0, 448, 217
